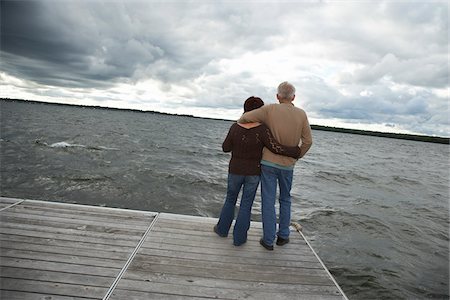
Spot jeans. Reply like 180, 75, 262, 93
260, 164, 294, 246
216, 173, 260, 245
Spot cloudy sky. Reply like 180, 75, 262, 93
1, 1, 448, 136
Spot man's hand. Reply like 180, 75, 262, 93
295, 146, 302, 159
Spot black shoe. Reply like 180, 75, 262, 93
259, 238, 274, 251
233, 240, 246, 247
276, 236, 290, 246
213, 225, 227, 237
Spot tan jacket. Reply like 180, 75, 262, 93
238, 102, 312, 167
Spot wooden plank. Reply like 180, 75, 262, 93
0, 211, 149, 231
133, 247, 321, 269
111, 285, 344, 300
19, 198, 156, 218
5, 205, 152, 227
1, 266, 113, 288
110, 288, 204, 300
112, 277, 343, 300
0, 257, 120, 277
0, 248, 129, 269
0, 215, 147, 240
144, 230, 312, 254
0, 290, 94, 300
0, 233, 137, 254
151, 223, 302, 240
0, 220, 144, 241
139, 240, 315, 262
125, 259, 333, 285
0, 277, 107, 299
0, 228, 142, 247
128, 253, 327, 276
159, 212, 218, 223
139, 240, 319, 262
1, 240, 130, 261
10, 201, 155, 219
114, 271, 342, 296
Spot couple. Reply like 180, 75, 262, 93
214, 81, 313, 250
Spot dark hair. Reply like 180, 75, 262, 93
244, 96, 264, 112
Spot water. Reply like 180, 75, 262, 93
1, 100, 449, 299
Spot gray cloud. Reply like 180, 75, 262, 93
297, 74, 448, 136
339, 53, 447, 88
0, 1, 448, 136
1, 1, 282, 88
1, 1, 168, 87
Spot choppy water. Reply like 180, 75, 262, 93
1, 100, 449, 299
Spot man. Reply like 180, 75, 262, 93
238, 81, 313, 250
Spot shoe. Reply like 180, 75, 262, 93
213, 225, 227, 237
233, 240, 246, 247
259, 238, 274, 251
276, 236, 290, 246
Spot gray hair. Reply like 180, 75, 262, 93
277, 81, 296, 101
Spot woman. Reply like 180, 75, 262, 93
214, 96, 301, 246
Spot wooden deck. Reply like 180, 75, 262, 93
0, 197, 348, 299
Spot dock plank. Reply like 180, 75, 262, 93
133, 248, 322, 268
0, 211, 149, 231
0, 257, 120, 277
0, 226, 144, 247
0, 220, 144, 241
139, 232, 314, 255
1, 267, 113, 288
1, 240, 130, 260
0, 290, 93, 300
118, 272, 342, 296
111, 278, 344, 300
0, 233, 139, 253
0, 277, 107, 299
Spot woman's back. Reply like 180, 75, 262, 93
222, 123, 300, 176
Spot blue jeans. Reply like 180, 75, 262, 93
261, 164, 294, 246
216, 173, 260, 245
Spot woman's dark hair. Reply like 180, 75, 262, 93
244, 96, 264, 112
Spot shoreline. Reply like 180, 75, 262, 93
2, 98, 449, 144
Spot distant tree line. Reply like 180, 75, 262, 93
309, 125, 449, 144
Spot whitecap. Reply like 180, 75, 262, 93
92, 146, 120, 151
49, 142, 85, 148
48, 141, 119, 151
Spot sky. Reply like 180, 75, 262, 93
1, 1, 449, 137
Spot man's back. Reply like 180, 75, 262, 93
238, 102, 312, 167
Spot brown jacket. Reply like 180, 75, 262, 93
238, 102, 312, 167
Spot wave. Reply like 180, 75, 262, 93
391, 175, 420, 185
301, 207, 339, 220
300, 208, 391, 236
35, 139, 119, 151
315, 170, 376, 185
50, 141, 85, 148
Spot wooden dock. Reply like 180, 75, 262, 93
0, 197, 348, 299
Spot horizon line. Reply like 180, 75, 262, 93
1, 98, 449, 144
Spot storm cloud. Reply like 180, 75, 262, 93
1, 1, 448, 136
